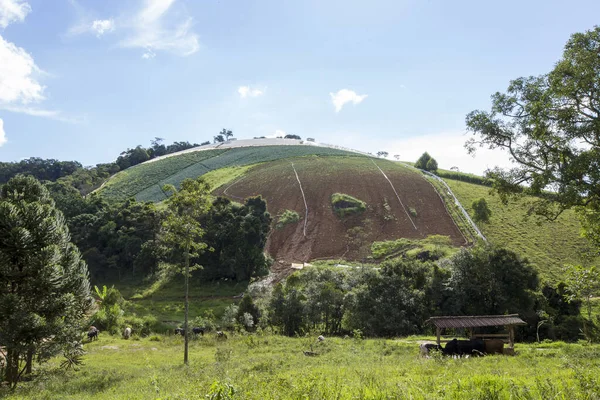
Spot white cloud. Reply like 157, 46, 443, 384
0, 105, 84, 123
385, 132, 514, 175
91, 19, 115, 37
238, 85, 264, 98
0, 118, 6, 146
0, 0, 31, 29
318, 131, 513, 176
142, 48, 156, 59
329, 89, 368, 112
0, 35, 45, 104
119, 0, 200, 57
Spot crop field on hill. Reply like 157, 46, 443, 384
98, 146, 362, 203
215, 156, 466, 264
4, 335, 600, 399
98, 149, 226, 202
444, 179, 599, 282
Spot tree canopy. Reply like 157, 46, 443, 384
465, 26, 600, 248
415, 152, 438, 172
0, 176, 92, 386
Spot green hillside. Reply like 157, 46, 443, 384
443, 178, 598, 282
98, 145, 362, 203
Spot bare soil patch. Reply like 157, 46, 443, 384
214, 157, 465, 266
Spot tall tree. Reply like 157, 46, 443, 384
161, 178, 211, 365
0, 176, 92, 387
465, 27, 600, 248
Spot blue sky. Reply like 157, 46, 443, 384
1, 0, 599, 174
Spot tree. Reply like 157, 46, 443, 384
441, 246, 539, 318
376, 151, 389, 158
425, 157, 438, 173
415, 152, 438, 172
161, 178, 211, 364
472, 198, 492, 223
284, 134, 301, 140
465, 27, 600, 249
345, 260, 432, 336
213, 134, 225, 143
0, 176, 92, 387
563, 264, 600, 339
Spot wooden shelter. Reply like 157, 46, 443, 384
425, 314, 527, 349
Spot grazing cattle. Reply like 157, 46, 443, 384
216, 331, 227, 340
192, 327, 204, 336
419, 343, 443, 357
443, 339, 485, 356
175, 328, 185, 336
0, 346, 6, 368
123, 327, 132, 339
484, 339, 504, 354
88, 326, 99, 341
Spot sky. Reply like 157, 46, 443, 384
1, 0, 599, 174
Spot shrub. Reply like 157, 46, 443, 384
415, 152, 439, 172
276, 209, 300, 229
331, 193, 366, 217
472, 198, 492, 223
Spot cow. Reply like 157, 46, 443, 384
88, 326, 99, 341
0, 346, 6, 369
216, 331, 228, 340
419, 343, 443, 357
484, 339, 504, 354
175, 328, 185, 336
123, 327, 132, 340
443, 338, 485, 356
192, 327, 204, 336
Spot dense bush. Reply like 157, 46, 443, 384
264, 245, 555, 339
331, 193, 366, 217
437, 170, 493, 186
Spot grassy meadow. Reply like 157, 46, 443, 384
3, 334, 600, 399
443, 179, 599, 282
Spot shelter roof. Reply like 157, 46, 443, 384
425, 314, 527, 329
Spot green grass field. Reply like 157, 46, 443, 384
443, 179, 599, 282
4, 335, 600, 399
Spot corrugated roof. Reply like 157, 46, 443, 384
425, 314, 527, 329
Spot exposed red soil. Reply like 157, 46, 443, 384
214, 157, 466, 267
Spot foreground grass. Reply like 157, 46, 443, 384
4, 335, 600, 399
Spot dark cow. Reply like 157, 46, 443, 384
443, 339, 485, 356
484, 339, 504, 354
88, 326, 99, 341
419, 343, 443, 357
175, 328, 185, 336
192, 327, 204, 336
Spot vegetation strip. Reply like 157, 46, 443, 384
291, 162, 308, 236
421, 168, 486, 241
371, 159, 417, 230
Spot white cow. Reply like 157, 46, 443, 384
123, 327, 132, 339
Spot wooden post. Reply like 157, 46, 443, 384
436, 327, 441, 346
468, 328, 473, 340
508, 325, 515, 349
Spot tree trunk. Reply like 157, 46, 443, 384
5, 348, 20, 387
25, 347, 34, 375
184, 242, 190, 365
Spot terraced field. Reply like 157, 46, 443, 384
98, 145, 362, 203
